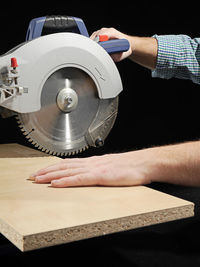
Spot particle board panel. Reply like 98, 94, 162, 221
0, 144, 194, 251
0, 143, 50, 158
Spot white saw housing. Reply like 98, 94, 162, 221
0, 33, 123, 113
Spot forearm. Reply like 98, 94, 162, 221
126, 34, 200, 85
150, 141, 200, 186
126, 36, 158, 70
151, 35, 200, 84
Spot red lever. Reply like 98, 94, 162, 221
11, 57, 18, 68
98, 35, 109, 42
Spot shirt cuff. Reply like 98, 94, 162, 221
151, 34, 179, 79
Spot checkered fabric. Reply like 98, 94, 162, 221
152, 34, 200, 84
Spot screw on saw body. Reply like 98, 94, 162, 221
95, 137, 104, 147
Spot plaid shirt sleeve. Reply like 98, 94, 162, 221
151, 34, 200, 84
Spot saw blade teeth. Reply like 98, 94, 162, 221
34, 143, 39, 148
15, 113, 90, 157
15, 116, 20, 123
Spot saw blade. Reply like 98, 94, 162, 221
16, 66, 117, 156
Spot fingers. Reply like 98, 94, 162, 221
90, 28, 107, 40
29, 155, 104, 187
34, 168, 87, 184
29, 159, 85, 180
29, 157, 98, 187
33, 167, 99, 188
90, 30, 100, 40
51, 173, 95, 188
90, 27, 121, 40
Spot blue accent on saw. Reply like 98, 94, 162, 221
99, 39, 130, 54
25, 16, 129, 55
26, 17, 46, 41
26, 16, 88, 41
72, 17, 89, 37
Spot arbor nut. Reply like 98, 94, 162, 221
64, 96, 73, 107
57, 88, 78, 113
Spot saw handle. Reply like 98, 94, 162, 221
98, 39, 130, 54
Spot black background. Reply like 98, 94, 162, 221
1, 3, 200, 266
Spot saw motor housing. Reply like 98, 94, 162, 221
0, 15, 129, 155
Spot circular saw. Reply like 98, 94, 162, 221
0, 15, 129, 156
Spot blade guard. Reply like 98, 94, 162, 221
0, 33, 123, 113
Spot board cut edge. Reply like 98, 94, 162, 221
0, 218, 24, 251
22, 203, 194, 252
